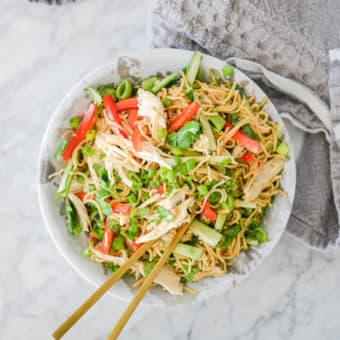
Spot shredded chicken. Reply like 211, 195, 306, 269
138, 89, 167, 145
244, 156, 285, 201
152, 266, 183, 295
136, 191, 194, 243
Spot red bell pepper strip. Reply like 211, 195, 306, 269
116, 98, 138, 111
111, 202, 132, 215
225, 122, 261, 154
101, 220, 114, 254
167, 102, 201, 132
127, 108, 139, 129
157, 184, 165, 195
240, 152, 254, 163
201, 200, 217, 222
132, 127, 142, 152
62, 103, 98, 161
74, 192, 87, 201
125, 237, 143, 252
102, 94, 128, 138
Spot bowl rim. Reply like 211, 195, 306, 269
37, 47, 296, 306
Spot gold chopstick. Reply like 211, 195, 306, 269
52, 239, 155, 339
107, 223, 189, 339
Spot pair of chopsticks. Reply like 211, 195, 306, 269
52, 223, 189, 339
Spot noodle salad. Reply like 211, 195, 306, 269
53, 52, 289, 295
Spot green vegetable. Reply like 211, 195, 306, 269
96, 197, 112, 216
96, 188, 112, 199
245, 220, 268, 245
93, 163, 109, 187
199, 114, 217, 151
184, 235, 199, 246
179, 159, 196, 175
220, 194, 234, 213
151, 73, 178, 93
137, 207, 150, 218
228, 112, 239, 125
55, 139, 68, 160
197, 184, 208, 197
185, 88, 194, 101
215, 212, 228, 231
156, 206, 173, 222
189, 219, 223, 247
173, 243, 202, 260
219, 158, 232, 167
222, 64, 234, 77
86, 129, 96, 141
144, 259, 158, 277
159, 167, 176, 183
157, 127, 167, 140
65, 199, 82, 235
186, 51, 202, 85
170, 147, 200, 156
225, 178, 238, 192
112, 235, 125, 251
103, 262, 119, 274
69, 116, 81, 129
141, 76, 159, 91
82, 145, 95, 157
116, 79, 133, 99
97, 85, 116, 99
182, 264, 199, 283
241, 124, 260, 141
56, 161, 74, 200
92, 224, 104, 240
276, 141, 289, 157
120, 218, 139, 240
162, 97, 172, 107
209, 69, 221, 85
170, 120, 201, 149
208, 114, 225, 132
234, 200, 257, 209
82, 247, 92, 258
219, 224, 242, 249
107, 218, 120, 233
209, 191, 222, 204
84, 87, 103, 104
235, 84, 246, 98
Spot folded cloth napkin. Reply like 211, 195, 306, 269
148, 0, 340, 249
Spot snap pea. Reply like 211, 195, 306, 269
116, 79, 133, 99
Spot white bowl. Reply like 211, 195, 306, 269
38, 48, 296, 306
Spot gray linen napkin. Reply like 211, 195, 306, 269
148, 0, 340, 249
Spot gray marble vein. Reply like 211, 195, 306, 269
1, 0, 340, 339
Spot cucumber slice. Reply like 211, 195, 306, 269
173, 243, 202, 260
276, 141, 289, 157
151, 73, 178, 93
214, 213, 227, 231
186, 51, 202, 85
189, 219, 222, 247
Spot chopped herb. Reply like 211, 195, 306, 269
82, 145, 95, 157
97, 85, 116, 99
112, 235, 125, 251
86, 129, 96, 141
156, 206, 173, 222
157, 127, 167, 140
82, 247, 92, 258
107, 218, 120, 233
103, 262, 119, 274
184, 235, 199, 246
227, 112, 239, 125
197, 184, 208, 198
182, 264, 199, 283
69, 116, 81, 129
99, 152, 106, 160
218, 224, 242, 249
92, 224, 104, 240
96, 188, 112, 199
137, 207, 150, 218
144, 259, 158, 277
162, 97, 172, 107
241, 124, 260, 141
96, 197, 112, 216
168, 121, 201, 149
65, 200, 82, 235
235, 84, 246, 98
84, 87, 103, 104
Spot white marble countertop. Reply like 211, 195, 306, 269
1, 1, 340, 339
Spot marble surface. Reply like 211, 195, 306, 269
1, 0, 340, 339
